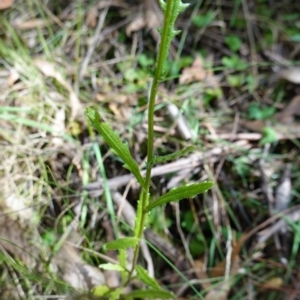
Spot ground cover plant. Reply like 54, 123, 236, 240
1, 0, 300, 299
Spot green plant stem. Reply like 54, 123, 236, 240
127, 0, 177, 282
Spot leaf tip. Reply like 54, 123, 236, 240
86, 107, 101, 122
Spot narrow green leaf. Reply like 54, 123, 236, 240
145, 182, 214, 212
135, 265, 161, 290
125, 289, 175, 299
93, 287, 124, 300
151, 146, 195, 166
105, 237, 139, 251
107, 288, 124, 300
159, 0, 166, 11
86, 108, 145, 186
93, 285, 110, 297
99, 263, 125, 272
178, 2, 190, 12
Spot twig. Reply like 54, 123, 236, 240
79, 8, 108, 81
83, 141, 251, 192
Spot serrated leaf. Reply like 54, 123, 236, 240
99, 263, 125, 272
125, 289, 175, 299
171, 29, 181, 37
105, 237, 139, 250
86, 108, 144, 186
156, 0, 188, 81
135, 265, 161, 290
151, 146, 195, 166
178, 2, 190, 12
159, 0, 166, 11
145, 181, 214, 212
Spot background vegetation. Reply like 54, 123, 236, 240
1, 0, 300, 299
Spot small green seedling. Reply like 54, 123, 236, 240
224, 34, 242, 52
192, 10, 215, 28
222, 54, 248, 71
86, 1, 214, 298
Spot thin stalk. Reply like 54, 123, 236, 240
127, 0, 177, 281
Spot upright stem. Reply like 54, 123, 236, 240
145, 0, 176, 199
127, 0, 177, 282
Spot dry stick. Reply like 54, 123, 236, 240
207, 133, 262, 141
204, 164, 233, 281
242, 0, 258, 80
78, 14, 135, 81
235, 204, 300, 255
174, 202, 195, 269
83, 141, 251, 192
230, 111, 240, 142
258, 143, 285, 262
78, 7, 108, 81
257, 208, 300, 244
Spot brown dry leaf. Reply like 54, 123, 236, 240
86, 9, 99, 28
118, 0, 163, 38
0, 0, 14, 10
109, 103, 123, 120
210, 235, 243, 278
278, 67, 300, 84
276, 95, 300, 123
145, 5, 161, 30
144, 0, 162, 40
179, 56, 207, 84
205, 281, 230, 300
86, 0, 127, 27
97, 0, 127, 10
13, 19, 48, 30
209, 255, 241, 278
194, 259, 211, 290
116, 94, 131, 104
53, 242, 106, 290
240, 119, 266, 132
7, 69, 19, 87
34, 59, 82, 119
260, 277, 283, 289
126, 13, 146, 36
